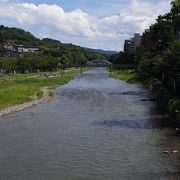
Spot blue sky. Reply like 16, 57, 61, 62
0, 0, 171, 50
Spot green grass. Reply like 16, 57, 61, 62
110, 69, 141, 84
0, 69, 84, 110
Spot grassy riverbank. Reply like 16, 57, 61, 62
110, 69, 141, 84
0, 69, 83, 111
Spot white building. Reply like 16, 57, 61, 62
27, 48, 39, 52
124, 33, 141, 53
131, 34, 141, 52
4, 44, 15, 51
134, 33, 141, 50
4, 44, 39, 53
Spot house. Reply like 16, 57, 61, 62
4, 44, 15, 51
16, 45, 27, 53
2, 50, 23, 58
3, 44, 39, 54
27, 47, 39, 52
16, 46, 39, 53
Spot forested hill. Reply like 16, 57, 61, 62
0, 25, 106, 62
0, 25, 40, 46
90, 49, 118, 55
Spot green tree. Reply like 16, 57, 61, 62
110, 51, 135, 65
0, 57, 18, 73
171, 0, 180, 34
61, 55, 70, 66
151, 14, 175, 51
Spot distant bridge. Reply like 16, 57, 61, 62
87, 59, 113, 67
60, 59, 136, 69
59, 59, 136, 75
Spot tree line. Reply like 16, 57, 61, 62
0, 26, 106, 73
110, 0, 180, 84
139, 0, 180, 80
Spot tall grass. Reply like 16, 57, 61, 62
110, 69, 141, 84
0, 69, 81, 110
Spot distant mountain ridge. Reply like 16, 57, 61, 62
0, 25, 117, 59
0, 25, 108, 62
90, 49, 118, 55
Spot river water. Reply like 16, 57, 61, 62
0, 68, 179, 180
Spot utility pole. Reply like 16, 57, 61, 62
80, 65, 82, 75
110, 66, 112, 75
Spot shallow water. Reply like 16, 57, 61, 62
0, 68, 179, 180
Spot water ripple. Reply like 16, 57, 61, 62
96, 119, 166, 129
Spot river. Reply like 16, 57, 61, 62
0, 68, 179, 180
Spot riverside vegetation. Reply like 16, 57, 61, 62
111, 69, 180, 127
0, 69, 85, 111
110, 69, 141, 84
110, 0, 180, 127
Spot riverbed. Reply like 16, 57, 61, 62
0, 68, 179, 179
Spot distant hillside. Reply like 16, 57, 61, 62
91, 49, 118, 55
0, 25, 41, 46
0, 25, 107, 64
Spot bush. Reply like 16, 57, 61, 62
168, 99, 180, 122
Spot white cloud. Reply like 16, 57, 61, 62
0, 0, 171, 50
0, 0, 8, 2
100, 0, 171, 38
0, 3, 101, 37
120, 0, 171, 32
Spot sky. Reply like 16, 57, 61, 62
0, 0, 171, 51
